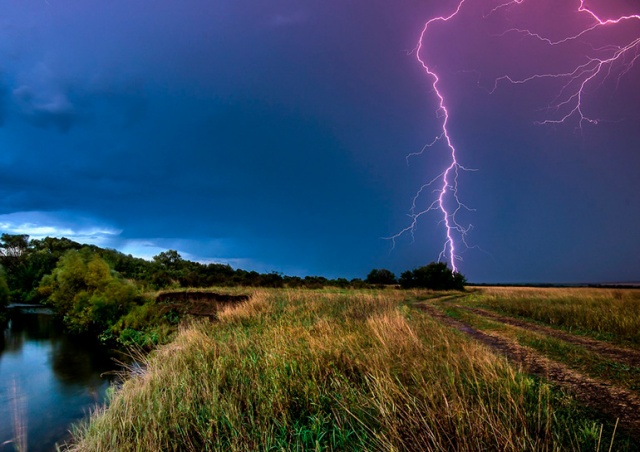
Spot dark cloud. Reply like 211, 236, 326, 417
0, 82, 6, 127
13, 85, 77, 132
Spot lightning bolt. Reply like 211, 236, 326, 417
491, 1, 640, 127
387, 1, 470, 274
389, 0, 639, 275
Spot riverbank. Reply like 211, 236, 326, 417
66, 287, 634, 450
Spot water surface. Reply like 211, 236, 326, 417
0, 309, 117, 451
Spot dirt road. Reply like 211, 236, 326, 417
415, 301, 640, 441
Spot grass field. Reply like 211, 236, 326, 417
67, 287, 638, 451
466, 286, 640, 346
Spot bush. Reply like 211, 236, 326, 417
400, 262, 465, 290
108, 300, 178, 347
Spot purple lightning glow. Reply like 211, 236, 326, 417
491, 1, 640, 128
390, 0, 640, 274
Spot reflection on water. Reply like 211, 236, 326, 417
0, 310, 117, 451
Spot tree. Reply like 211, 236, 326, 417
399, 262, 465, 290
153, 250, 184, 271
0, 268, 9, 309
0, 235, 84, 303
0, 234, 31, 300
151, 250, 186, 287
366, 268, 397, 285
39, 248, 141, 333
0, 233, 29, 260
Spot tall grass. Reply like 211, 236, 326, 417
471, 287, 640, 345
67, 288, 623, 451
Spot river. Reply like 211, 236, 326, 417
0, 307, 118, 451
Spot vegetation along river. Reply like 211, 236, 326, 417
0, 306, 117, 451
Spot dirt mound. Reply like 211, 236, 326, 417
156, 291, 250, 318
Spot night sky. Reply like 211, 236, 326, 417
1, 0, 639, 283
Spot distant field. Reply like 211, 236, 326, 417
68, 287, 639, 451
466, 286, 640, 346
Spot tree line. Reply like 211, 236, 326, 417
365, 263, 465, 290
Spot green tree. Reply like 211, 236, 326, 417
39, 249, 141, 333
0, 233, 29, 260
0, 234, 31, 301
366, 268, 397, 285
0, 235, 83, 303
399, 262, 465, 290
0, 268, 9, 309
151, 250, 186, 287
153, 250, 184, 271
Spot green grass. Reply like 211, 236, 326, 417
442, 305, 640, 393
465, 287, 640, 347
67, 288, 633, 451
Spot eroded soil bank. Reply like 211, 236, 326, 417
156, 291, 250, 318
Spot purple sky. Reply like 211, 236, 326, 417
0, 0, 638, 283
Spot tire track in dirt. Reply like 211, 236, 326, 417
415, 302, 640, 441
456, 306, 640, 369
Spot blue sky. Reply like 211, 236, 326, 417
1, 0, 639, 283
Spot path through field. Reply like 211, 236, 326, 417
459, 306, 640, 368
414, 297, 640, 441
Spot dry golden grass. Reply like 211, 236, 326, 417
217, 289, 271, 322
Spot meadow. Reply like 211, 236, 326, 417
464, 286, 640, 345
67, 287, 639, 451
